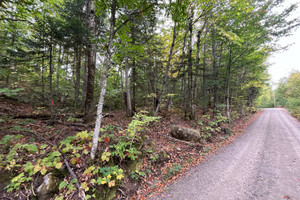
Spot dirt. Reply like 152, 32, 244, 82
148, 108, 300, 200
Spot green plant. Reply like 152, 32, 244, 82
18, 119, 36, 125
198, 120, 203, 126
0, 88, 24, 97
202, 146, 212, 153
164, 164, 182, 180
129, 170, 146, 180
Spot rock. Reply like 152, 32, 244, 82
171, 125, 201, 142
222, 127, 234, 135
36, 173, 59, 200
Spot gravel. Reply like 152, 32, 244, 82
149, 108, 300, 200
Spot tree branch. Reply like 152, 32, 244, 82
114, 3, 155, 34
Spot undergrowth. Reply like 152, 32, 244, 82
0, 111, 160, 199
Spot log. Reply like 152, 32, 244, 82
170, 125, 201, 143
14, 114, 51, 120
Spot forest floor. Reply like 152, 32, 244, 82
0, 96, 262, 199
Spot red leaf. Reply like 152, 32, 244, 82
50, 100, 54, 106
105, 137, 110, 144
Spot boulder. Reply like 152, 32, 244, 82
171, 125, 201, 142
222, 127, 234, 135
36, 173, 59, 200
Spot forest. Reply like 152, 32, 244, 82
0, 0, 299, 199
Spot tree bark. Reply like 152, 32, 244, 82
49, 44, 54, 121
186, 7, 194, 120
74, 46, 81, 112
81, 52, 88, 111
202, 37, 208, 113
226, 47, 232, 118
154, 21, 177, 116
125, 55, 132, 117
84, 0, 96, 122
211, 27, 218, 114
91, 0, 116, 160
130, 26, 136, 113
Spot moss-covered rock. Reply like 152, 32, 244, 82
36, 173, 59, 200
171, 125, 201, 142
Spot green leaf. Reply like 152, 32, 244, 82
22, 144, 38, 153
55, 195, 64, 200
55, 162, 63, 169
59, 181, 67, 190
83, 166, 95, 175
40, 144, 48, 149
101, 152, 111, 162
24, 162, 34, 173
40, 167, 47, 175
33, 164, 41, 174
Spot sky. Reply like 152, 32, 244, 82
268, 0, 300, 85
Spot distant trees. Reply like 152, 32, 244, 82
274, 72, 300, 118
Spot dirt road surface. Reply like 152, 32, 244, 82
149, 108, 300, 200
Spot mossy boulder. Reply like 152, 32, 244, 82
171, 125, 201, 142
36, 173, 60, 200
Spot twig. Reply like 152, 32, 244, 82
118, 188, 126, 197
0, 196, 15, 200
31, 182, 36, 196
64, 159, 85, 200
9, 131, 55, 146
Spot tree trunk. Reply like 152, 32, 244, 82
91, 0, 116, 160
154, 21, 177, 116
49, 44, 54, 121
81, 52, 88, 111
226, 47, 232, 118
130, 26, 136, 113
56, 45, 62, 87
194, 19, 207, 109
74, 46, 81, 113
186, 7, 194, 120
211, 27, 218, 114
125, 56, 132, 117
84, 0, 96, 122
202, 38, 207, 114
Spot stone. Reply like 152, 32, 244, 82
171, 125, 201, 142
36, 173, 59, 200
222, 127, 234, 135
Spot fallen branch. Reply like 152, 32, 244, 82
9, 131, 54, 146
64, 159, 85, 200
8, 130, 85, 199
52, 121, 87, 127
14, 114, 51, 120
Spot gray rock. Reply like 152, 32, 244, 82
171, 125, 201, 142
223, 127, 234, 135
36, 173, 59, 200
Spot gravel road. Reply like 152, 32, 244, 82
149, 108, 300, 200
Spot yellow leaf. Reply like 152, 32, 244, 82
108, 180, 115, 187
55, 162, 63, 169
116, 174, 124, 180
41, 167, 47, 175
33, 164, 41, 173
101, 178, 107, 185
